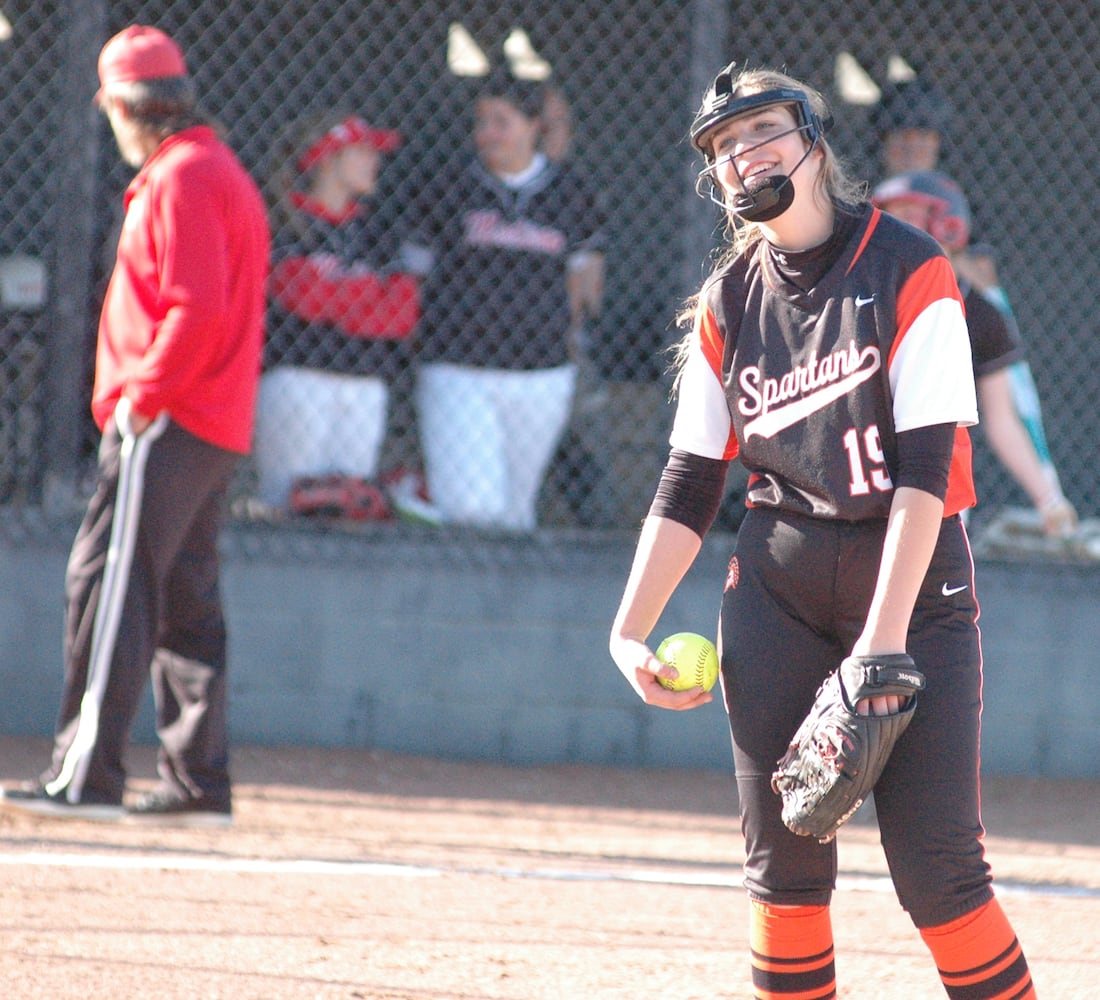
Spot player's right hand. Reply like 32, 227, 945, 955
1039, 495, 1078, 538
609, 636, 714, 710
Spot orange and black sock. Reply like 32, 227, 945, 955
749, 899, 836, 1000
920, 897, 1036, 998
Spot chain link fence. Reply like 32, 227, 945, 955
2, 0, 1098, 548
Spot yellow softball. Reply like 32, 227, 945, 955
655, 632, 719, 692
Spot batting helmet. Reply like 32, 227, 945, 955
689, 61, 829, 160
871, 169, 971, 251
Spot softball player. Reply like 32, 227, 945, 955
873, 77, 1074, 541
609, 63, 1036, 998
872, 169, 1077, 537
254, 110, 419, 511
409, 69, 607, 531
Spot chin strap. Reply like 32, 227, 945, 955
697, 123, 822, 223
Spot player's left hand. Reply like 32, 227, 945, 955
609, 636, 714, 710
128, 410, 152, 435
115, 395, 152, 436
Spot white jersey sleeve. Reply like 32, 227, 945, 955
668, 309, 738, 460
890, 296, 978, 433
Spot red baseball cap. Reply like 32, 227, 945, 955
297, 116, 402, 172
96, 25, 188, 103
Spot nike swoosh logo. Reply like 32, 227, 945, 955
856, 295, 875, 307
743, 346, 881, 439
941, 583, 969, 596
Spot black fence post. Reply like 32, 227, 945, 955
41, 0, 107, 515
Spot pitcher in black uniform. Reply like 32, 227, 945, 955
608, 64, 1037, 999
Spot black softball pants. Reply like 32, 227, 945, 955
719, 507, 994, 928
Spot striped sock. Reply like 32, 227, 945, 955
920, 897, 1036, 999
749, 899, 837, 1000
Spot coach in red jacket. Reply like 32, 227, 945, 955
1, 25, 269, 825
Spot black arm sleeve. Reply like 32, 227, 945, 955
895, 423, 956, 500
648, 448, 729, 538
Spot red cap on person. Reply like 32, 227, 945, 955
297, 116, 402, 172
96, 25, 188, 103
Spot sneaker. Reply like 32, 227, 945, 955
126, 787, 232, 828
0, 783, 125, 821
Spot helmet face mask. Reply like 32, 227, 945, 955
690, 63, 828, 162
689, 63, 833, 223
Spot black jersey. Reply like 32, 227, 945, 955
416, 155, 606, 370
264, 200, 417, 378
671, 204, 978, 520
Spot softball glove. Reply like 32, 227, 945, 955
771, 653, 925, 843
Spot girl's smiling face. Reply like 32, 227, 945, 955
707, 103, 807, 198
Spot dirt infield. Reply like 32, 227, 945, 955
1, 735, 1098, 999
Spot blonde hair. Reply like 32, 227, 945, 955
669, 68, 866, 387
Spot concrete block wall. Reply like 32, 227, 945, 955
220, 527, 735, 772
1, 522, 1098, 779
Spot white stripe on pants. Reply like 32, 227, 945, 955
416, 361, 576, 531
47, 410, 169, 803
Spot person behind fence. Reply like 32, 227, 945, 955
540, 81, 605, 352
608, 62, 1037, 998
872, 75, 1076, 537
0, 25, 269, 824
873, 170, 1077, 536
535, 79, 612, 526
540, 82, 573, 165
873, 76, 948, 179
408, 67, 607, 531
253, 110, 420, 513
